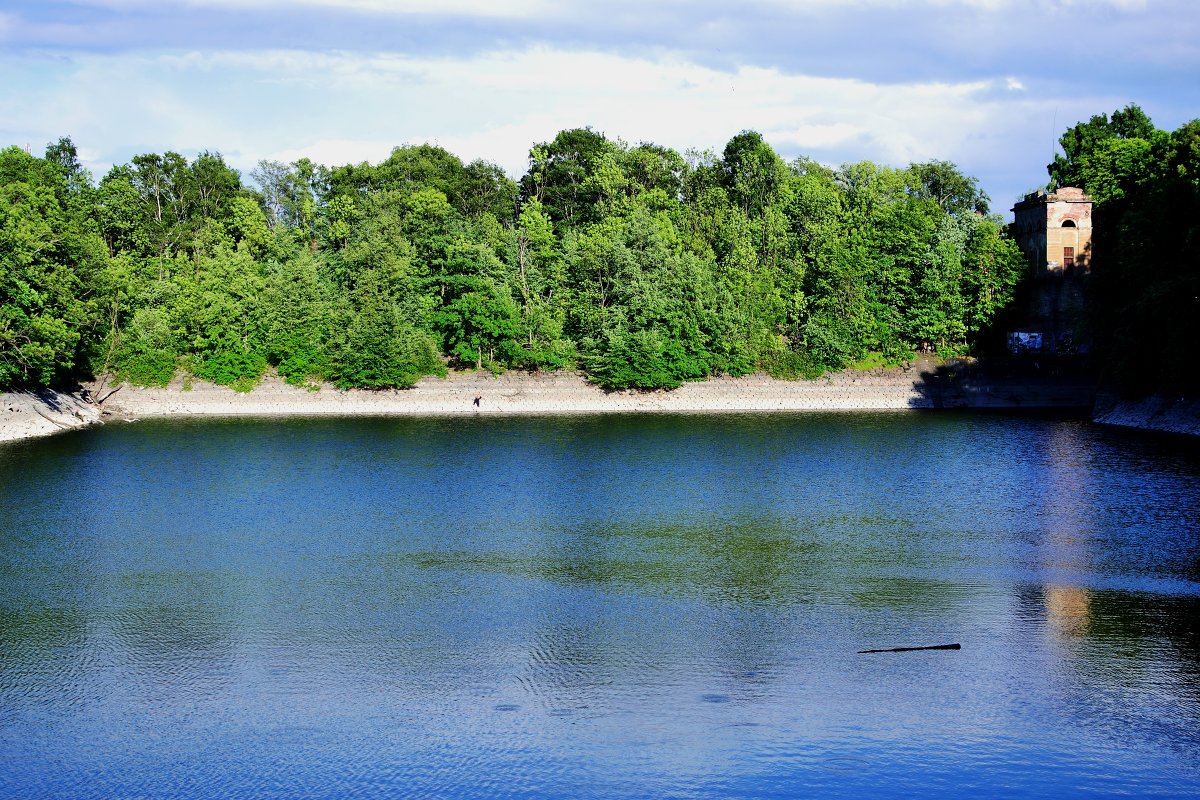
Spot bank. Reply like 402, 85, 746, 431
0, 389, 104, 443
1092, 392, 1200, 438
2, 359, 1111, 445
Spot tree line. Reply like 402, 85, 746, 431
2, 128, 1027, 393
1048, 104, 1200, 396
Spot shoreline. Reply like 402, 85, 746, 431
1, 365, 1100, 445
0, 389, 104, 444
1093, 391, 1200, 438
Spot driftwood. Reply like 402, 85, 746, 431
858, 643, 961, 654
30, 403, 72, 429
96, 384, 123, 405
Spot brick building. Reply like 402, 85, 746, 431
1011, 187, 1093, 277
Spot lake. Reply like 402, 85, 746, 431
1, 413, 1198, 798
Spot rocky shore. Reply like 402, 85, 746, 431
0, 389, 104, 443
1092, 392, 1200, 438
0, 362, 1102, 445
79, 369, 938, 425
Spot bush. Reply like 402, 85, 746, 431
116, 351, 177, 387
764, 349, 826, 380
113, 307, 178, 387
801, 313, 865, 371
330, 320, 446, 389
194, 350, 268, 390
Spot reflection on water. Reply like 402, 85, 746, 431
406, 516, 831, 606
1045, 584, 1092, 638
1, 413, 1199, 799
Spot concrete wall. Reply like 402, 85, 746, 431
1027, 277, 1088, 348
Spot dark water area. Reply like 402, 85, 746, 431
2, 412, 1199, 799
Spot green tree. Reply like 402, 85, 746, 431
328, 269, 445, 388
522, 127, 619, 230
907, 160, 989, 215
262, 254, 333, 384
575, 208, 727, 389
432, 242, 524, 369
461, 159, 518, 221
436, 280, 524, 370
113, 306, 178, 386
722, 130, 785, 218
172, 244, 267, 389
0, 146, 104, 388
510, 199, 572, 369
1049, 103, 1154, 190
252, 158, 326, 251
1084, 116, 1200, 394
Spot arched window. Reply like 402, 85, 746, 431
1062, 219, 1077, 228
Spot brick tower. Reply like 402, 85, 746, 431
1011, 187, 1093, 277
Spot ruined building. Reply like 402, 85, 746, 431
1007, 188, 1094, 352
1011, 187, 1093, 276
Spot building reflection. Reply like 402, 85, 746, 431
1043, 584, 1091, 638
1033, 421, 1096, 646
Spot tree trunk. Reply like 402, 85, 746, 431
92, 295, 122, 404
517, 235, 532, 320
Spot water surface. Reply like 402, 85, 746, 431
2, 413, 1199, 798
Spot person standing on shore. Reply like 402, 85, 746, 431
473, 394, 481, 409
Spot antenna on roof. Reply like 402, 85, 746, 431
1048, 107, 1059, 190
1050, 107, 1058, 162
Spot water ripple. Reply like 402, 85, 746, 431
1, 414, 1199, 798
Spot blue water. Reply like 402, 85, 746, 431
1, 413, 1199, 798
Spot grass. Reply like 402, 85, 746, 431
849, 349, 916, 371
764, 350, 827, 381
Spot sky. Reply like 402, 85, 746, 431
2, 0, 1197, 215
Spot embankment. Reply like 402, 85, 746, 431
1092, 392, 1200, 438
92, 370, 935, 419
0, 362, 1101, 445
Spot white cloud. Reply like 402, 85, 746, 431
64, 0, 553, 16
69, 0, 1151, 9
129, 47, 1007, 172
268, 138, 396, 168
2, 45, 1092, 206
1056, 0, 1146, 9
1006, 77, 1026, 91
757, 0, 1146, 9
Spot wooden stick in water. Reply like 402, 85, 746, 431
858, 643, 961, 654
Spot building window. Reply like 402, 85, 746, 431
1062, 219, 1077, 228
1064, 246, 1075, 274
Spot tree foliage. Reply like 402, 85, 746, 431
1054, 107, 1200, 395
1, 129, 1034, 393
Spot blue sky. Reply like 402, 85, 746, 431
2, 0, 1196, 213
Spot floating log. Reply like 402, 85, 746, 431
858, 643, 960, 654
